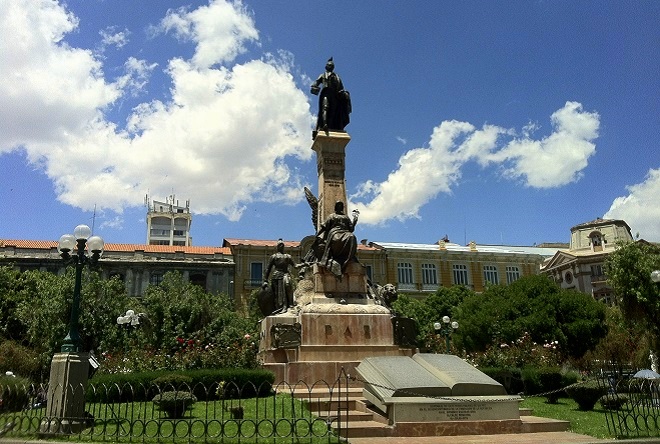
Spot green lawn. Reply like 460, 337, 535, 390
1, 394, 341, 443
521, 396, 613, 439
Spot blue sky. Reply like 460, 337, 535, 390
1, 0, 658, 247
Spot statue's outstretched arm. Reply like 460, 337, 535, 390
310, 74, 323, 95
350, 209, 360, 232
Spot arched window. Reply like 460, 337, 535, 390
589, 231, 604, 251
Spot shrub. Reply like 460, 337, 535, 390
599, 393, 629, 410
152, 391, 197, 418
0, 341, 41, 381
0, 375, 31, 412
565, 379, 607, 411
561, 370, 580, 388
522, 367, 563, 403
479, 367, 524, 395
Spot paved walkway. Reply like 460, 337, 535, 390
3, 433, 660, 444
350, 432, 660, 443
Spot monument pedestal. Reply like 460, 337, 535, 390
40, 352, 90, 435
259, 269, 414, 384
311, 131, 351, 229
259, 311, 415, 384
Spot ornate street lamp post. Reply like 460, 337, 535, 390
434, 316, 459, 354
58, 224, 104, 352
650, 271, 660, 372
41, 224, 103, 435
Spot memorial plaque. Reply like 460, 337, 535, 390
391, 316, 418, 348
270, 323, 301, 349
389, 396, 521, 422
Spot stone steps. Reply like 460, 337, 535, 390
520, 415, 570, 433
334, 420, 393, 439
297, 387, 570, 439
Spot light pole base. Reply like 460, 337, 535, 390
39, 352, 90, 435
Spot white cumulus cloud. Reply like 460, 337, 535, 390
158, 0, 259, 68
351, 101, 600, 224
604, 168, 660, 241
0, 0, 313, 220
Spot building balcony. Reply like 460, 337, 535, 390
591, 274, 607, 284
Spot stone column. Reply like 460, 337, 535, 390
311, 131, 351, 231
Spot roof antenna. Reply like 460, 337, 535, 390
91, 204, 97, 234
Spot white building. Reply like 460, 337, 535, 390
146, 195, 192, 246
540, 218, 634, 303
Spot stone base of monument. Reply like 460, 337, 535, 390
258, 270, 415, 384
258, 312, 415, 384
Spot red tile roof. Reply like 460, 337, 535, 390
0, 240, 230, 255
223, 238, 300, 248
0, 240, 58, 249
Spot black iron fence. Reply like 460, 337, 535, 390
598, 363, 660, 438
0, 372, 349, 443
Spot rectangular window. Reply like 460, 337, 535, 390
150, 272, 164, 286
422, 264, 438, 285
365, 265, 373, 281
397, 262, 414, 284
483, 265, 499, 285
506, 266, 521, 284
173, 230, 185, 236
250, 262, 263, 281
452, 264, 469, 286
590, 264, 603, 276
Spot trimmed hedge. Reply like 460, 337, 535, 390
565, 379, 607, 411
87, 368, 274, 403
152, 374, 193, 391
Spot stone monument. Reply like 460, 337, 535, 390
257, 59, 414, 384
356, 354, 522, 434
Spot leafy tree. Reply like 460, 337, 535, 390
10, 268, 133, 378
391, 286, 472, 351
579, 306, 651, 370
141, 271, 258, 352
455, 275, 607, 360
605, 240, 660, 353
0, 265, 29, 342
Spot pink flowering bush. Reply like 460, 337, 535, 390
464, 332, 562, 369
99, 332, 258, 374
